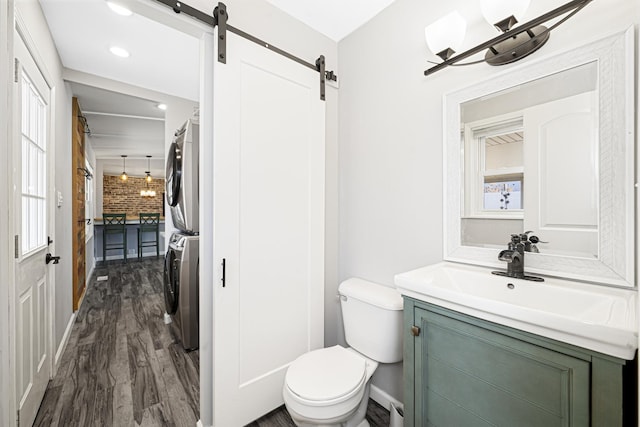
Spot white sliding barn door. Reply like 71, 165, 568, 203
13, 31, 53, 427
212, 28, 325, 426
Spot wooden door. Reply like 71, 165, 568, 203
212, 27, 326, 426
14, 31, 53, 427
72, 97, 86, 310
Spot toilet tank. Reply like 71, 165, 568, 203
339, 278, 404, 363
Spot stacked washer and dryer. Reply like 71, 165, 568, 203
164, 118, 200, 350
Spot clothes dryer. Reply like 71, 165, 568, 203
166, 119, 199, 234
164, 232, 199, 350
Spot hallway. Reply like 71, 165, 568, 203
34, 258, 200, 426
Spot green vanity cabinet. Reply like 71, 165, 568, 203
403, 297, 637, 427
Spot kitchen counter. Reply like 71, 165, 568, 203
93, 217, 165, 225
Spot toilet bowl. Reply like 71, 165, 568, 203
283, 346, 378, 427
283, 278, 404, 426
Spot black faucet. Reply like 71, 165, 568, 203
492, 233, 544, 282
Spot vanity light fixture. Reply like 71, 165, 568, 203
110, 46, 130, 58
424, 0, 592, 76
120, 155, 128, 181
106, 1, 133, 16
145, 155, 153, 183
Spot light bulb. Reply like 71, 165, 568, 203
107, 2, 133, 16
425, 11, 467, 57
110, 46, 130, 58
120, 172, 128, 181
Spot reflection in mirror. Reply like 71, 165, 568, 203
444, 28, 634, 287
460, 61, 598, 259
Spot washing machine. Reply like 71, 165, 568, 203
164, 232, 199, 350
166, 118, 199, 234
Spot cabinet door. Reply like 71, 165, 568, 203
413, 307, 590, 427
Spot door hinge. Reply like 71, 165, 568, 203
14, 58, 19, 83
16, 409, 20, 426
14, 235, 19, 259
316, 55, 326, 101
410, 325, 421, 337
214, 3, 227, 64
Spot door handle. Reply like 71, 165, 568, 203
221, 258, 226, 287
45, 253, 60, 265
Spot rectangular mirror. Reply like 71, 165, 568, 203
444, 28, 635, 287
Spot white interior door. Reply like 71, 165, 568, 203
523, 92, 598, 257
14, 31, 52, 427
212, 28, 325, 426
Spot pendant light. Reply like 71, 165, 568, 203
120, 155, 128, 181
141, 155, 156, 197
145, 155, 153, 182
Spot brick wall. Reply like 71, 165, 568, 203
102, 174, 165, 217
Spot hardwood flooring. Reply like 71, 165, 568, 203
34, 258, 199, 427
34, 257, 391, 427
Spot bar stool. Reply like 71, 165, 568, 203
138, 213, 160, 258
103, 213, 127, 262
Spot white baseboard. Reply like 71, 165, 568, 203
54, 312, 76, 368
86, 262, 95, 283
370, 384, 403, 413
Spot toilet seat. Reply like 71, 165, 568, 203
285, 346, 367, 405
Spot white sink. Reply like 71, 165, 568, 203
395, 262, 638, 360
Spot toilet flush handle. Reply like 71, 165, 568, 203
336, 293, 347, 302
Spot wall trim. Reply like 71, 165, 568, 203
85, 262, 95, 284
53, 312, 75, 371
370, 384, 403, 413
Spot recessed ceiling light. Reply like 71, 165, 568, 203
107, 1, 133, 16
109, 46, 130, 58
157, 104, 167, 111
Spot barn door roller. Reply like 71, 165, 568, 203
154, 0, 337, 101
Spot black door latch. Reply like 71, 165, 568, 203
45, 253, 60, 265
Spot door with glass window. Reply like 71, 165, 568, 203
14, 32, 53, 427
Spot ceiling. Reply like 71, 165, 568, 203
38, 0, 395, 165
264, 0, 396, 41
71, 82, 166, 177
39, 0, 200, 101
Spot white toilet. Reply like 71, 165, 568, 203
283, 278, 404, 427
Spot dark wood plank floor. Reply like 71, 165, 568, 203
248, 399, 390, 427
34, 257, 390, 427
34, 258, 200, 427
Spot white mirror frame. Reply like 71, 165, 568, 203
444, 27, 635, 287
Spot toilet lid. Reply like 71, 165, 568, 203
286, 346, 366, 402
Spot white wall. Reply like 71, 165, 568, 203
338, 0, 640, 403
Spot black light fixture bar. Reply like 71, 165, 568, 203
152, 0, 337, 100
424, 0, 592, 76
